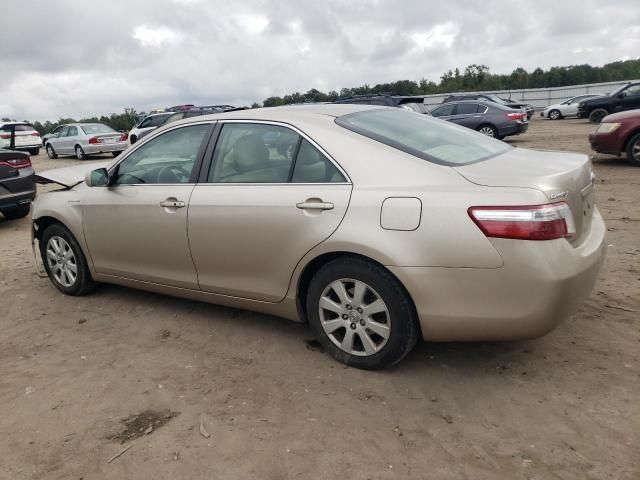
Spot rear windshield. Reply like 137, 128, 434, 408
1, 124, 35, 132
335, 109, 512, 166
81, 124, 116, 135
141, 114, 172, 128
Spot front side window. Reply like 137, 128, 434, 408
139, 114, 171, 129
622, 85, 640, 97
209, 123, 299, 183
336, 108, 511, 166
115, 124, 210, 185
57, 127, 70, 137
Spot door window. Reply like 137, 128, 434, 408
291, 139, 346, 183
57, 127, 70, 137
431, 104, 455, 117
115, 124, 210, 185
68, 126, 78, 137
456, 103, 478, 114
208, 123, 300, 183
622, 85, 640, 98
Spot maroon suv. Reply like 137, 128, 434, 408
589, 109, 640, 166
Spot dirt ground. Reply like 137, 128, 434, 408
1, 116, 638, 480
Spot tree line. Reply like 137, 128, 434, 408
262, 59, 640, 106
4, 59, 639, 133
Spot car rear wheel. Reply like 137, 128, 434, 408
306, 257, 419, 370
46, 144, 58, 159
477, 124, 497, 138
75, 145, 86, 160
40, 223, 97, 296
129, 135, 137, 144
1, 204, 30, 220
112, 151, 122, 157
549, 109, 562, 120
589, 108, 608, 124
625, 133, 640, 167
29, 148, 40, 156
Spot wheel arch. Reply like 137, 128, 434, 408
295, 251, 421, 336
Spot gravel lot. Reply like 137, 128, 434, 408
1, 116, 638, 480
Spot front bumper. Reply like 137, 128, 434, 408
588, 132, 623, 156
83, 141, 128, 154
390, 208, 606, 341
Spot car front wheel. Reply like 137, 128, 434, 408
40, 223, 97, 295
306, 257, 419, 370
46, 144, 58, 159
626, 133, 640, 167
549, 109, 562, 120
589, 108, 608, 124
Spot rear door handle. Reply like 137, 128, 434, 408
296, 201, 334, 211
160, 199, 185, 208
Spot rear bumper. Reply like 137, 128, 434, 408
390, 208, 606, 341
588, 132, 623, 155
83, 141, 128, 154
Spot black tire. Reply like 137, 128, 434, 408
29, 148, 40, 156
477, 124, 498, 138
548, 109, 562, 120
625, 133, 640, 167
39, 223, 97, 296
129, 135, 137, 145
46, 144, 58, 159
589, 108, 608, 124
1, 204, 30, 220
306, 257, 419, 370
75, 145, 86, 160
112, 151, 122, 157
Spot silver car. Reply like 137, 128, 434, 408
32, 105, 606, 369
44, 123, 128, 160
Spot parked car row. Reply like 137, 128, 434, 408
540, 94, 603, 120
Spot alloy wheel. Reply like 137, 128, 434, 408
633, 141, 640, 161
46, 236, 78, 287
46, 145, 55, 158
479, 126, 495, 137
550, 110, 560, 120
318, 278, 391, 356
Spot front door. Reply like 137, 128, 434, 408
82, 123, 213, 289
188, 122, 352, 302
615, 84, 640, 112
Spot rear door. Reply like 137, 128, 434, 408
447, 103, 481, 128
188, 121, 352, 302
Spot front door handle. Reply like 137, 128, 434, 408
160, 199, 185, 208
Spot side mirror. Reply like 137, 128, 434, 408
86, 168, 109, 187
618, 92, 624, 99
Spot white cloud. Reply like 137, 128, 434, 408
133, 25, 182, 47
411, 22, 459, 49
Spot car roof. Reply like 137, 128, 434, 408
169, 103, 381, 127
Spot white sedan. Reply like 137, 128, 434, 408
541, 94, 603, 120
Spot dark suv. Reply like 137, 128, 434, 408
333, 94, 429, 114
0, 127, 36, 220
443, 93, 534, 119
578, 82, 640, 123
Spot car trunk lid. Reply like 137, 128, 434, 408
454, 148, 596, 245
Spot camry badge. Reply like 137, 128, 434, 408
550, 191, 568, 199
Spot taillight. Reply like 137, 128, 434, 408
0, 134, 10, 139
30, 132, 40, 136
0, 157, 32, 169
468, 203, 576, 240
505, 112, 524, 121
88, 137, 101, 144
119, 133, 128, 141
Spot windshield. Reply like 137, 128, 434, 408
336, 109, 512, 166
81, 124, 116, 135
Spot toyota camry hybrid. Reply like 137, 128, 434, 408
32, 104, 606, 369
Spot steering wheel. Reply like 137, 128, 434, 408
157, 165, 191, 183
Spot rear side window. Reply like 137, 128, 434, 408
81, 124, 115, 135
68, 126, 78, 136
336, 109, 512, 166
456, 103, 478, 114
292, 139, 346, 183
2, 124, 35, 132
431, 104, 455, 117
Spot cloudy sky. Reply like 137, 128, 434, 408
1, 0, 638, 121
